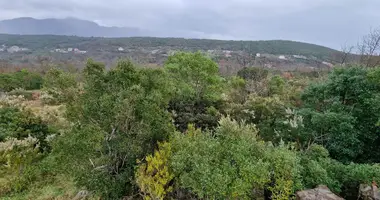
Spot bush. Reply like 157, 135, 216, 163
168, 98, 223, 132
53, 60, 175, 199
300, 67, 380, 163
0, 99, 55, 152
0, 69, 43, 92
169, 117, 291, 199
237, 67, 269, 81
8, 88, 34, 100
40, 91, 58, 105
268, 75, 285, 96
0, 136, 42, 194
136, 142, 174, 200
165, 51, 223, 101
41, 68, 78, 105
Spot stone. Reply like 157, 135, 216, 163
296, 185, 344, 200
73, 190, 89, 200
359, 182, 380, 200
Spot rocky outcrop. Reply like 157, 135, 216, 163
359, 182, 380, 200
296, 185, 344, 200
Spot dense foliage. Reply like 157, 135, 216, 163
0, 34, 339, 60
165, 52, 224, 132
50, 59, 175, 199
0, 69, 43, 92
1, 52, 380, 200
300, 67, 380, 163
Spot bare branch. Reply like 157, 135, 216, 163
357, 27, 380, 67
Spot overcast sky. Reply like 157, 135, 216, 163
0, 0, 379, 49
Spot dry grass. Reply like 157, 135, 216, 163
0, 175, 89, 200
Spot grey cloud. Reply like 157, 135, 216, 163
0, 0, 379, 49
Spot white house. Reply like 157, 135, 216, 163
279, 55, 286, 60
7, 46, 21, 53
322, 61, 334, 68
118, 47, 124, 51
293, 55, 307, 59
151, 49, 160, 54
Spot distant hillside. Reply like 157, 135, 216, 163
0, 34, 339, 58
0, 34, 344, 73
0, 17, 142, 37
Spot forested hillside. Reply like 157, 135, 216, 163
1, 52, 379, 199
0, 34, 339, 58
0, 34, 342, 73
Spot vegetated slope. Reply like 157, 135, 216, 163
0, 34, 339, 59
0, 18, 339, 60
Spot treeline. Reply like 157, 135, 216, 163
0, 34, 338, 60
1, 52, 380, 199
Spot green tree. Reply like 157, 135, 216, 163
54, 59, 175, 199
300, 66, 380, 163
0, 101, 54, 152
170, 118, 270, 199
42, 68, 78, 104
268, 75, 285, 96
165, 52, 224, 132
237, 67, 268, 82
165, 51, 223, 101
0, 69, 43, 92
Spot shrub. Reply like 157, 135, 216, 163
42, 68, 78, 105
168, 98, 223, 132
0, 69, 43, 92
268, 75, 285, 96
170, 118, 270, 199
136, 142, 174, 200
165, 51, 223, 101
265, 144, 303, 200
40, 91, 58, 105
0, 136, 42, 194
53, 60, 175, 199
0, 99, 54, 152
8, 88, 34, 100
237, 67, 269, 81
300, 66, 380, 163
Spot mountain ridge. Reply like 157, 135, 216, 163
0, 17, 143, 37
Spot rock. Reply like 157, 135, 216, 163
73, 190, 89, 200
359, 182, 380, 200
360, 184, 373, 200
296, 185, 344, 200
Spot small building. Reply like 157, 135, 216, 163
322, 61, 334, 68
74, 49, 87, 54
293, 55, 307, 59
68, 48, 73, 52
223, 50, 232, 57
279, 55, 286, 60
118, 47, 124, 51
256, 53, 261, 57
151, 49, 160, 54
7, 46, 21, 53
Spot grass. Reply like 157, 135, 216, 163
1, 175, 100, 200
0, 93, 91, 200
1, 175, 79, 200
